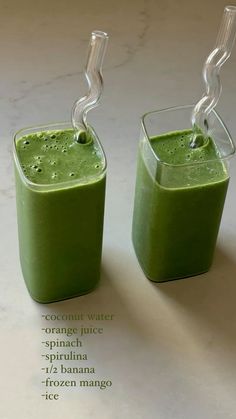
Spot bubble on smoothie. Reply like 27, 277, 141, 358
50, 134, 56, 139
23, 140, 30, 145
69, 172, 75, 177
36, 168, 42, 173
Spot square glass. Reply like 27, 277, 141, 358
132, 105, 235, 282
13, 122, 106, 303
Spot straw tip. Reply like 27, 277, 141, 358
92, 30, 109, 39
225, 5, 236, 13
75, 130, 88, 144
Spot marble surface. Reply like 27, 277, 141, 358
1, 0, 236, 418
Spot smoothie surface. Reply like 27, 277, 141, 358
15, 129, 105, 185
150, 130, 220, 164
149, 130, 227, 187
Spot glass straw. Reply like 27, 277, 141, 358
72, 31, 109, 143
190, 6, 236, 148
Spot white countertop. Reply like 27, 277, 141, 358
1, 0, 236, 418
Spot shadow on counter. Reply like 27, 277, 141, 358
153, 244, 236, 351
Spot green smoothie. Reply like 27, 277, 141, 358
14, 126, 106, 303
132, 129, 229, 281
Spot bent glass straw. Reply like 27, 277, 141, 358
72, 31, 109, 143
190, 6, 236, 148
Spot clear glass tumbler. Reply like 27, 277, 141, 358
13, 122, 106, 303
132, 105, 235, 282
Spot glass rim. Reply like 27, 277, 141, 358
13, 121, 107, 191
141, 104, 235, 168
